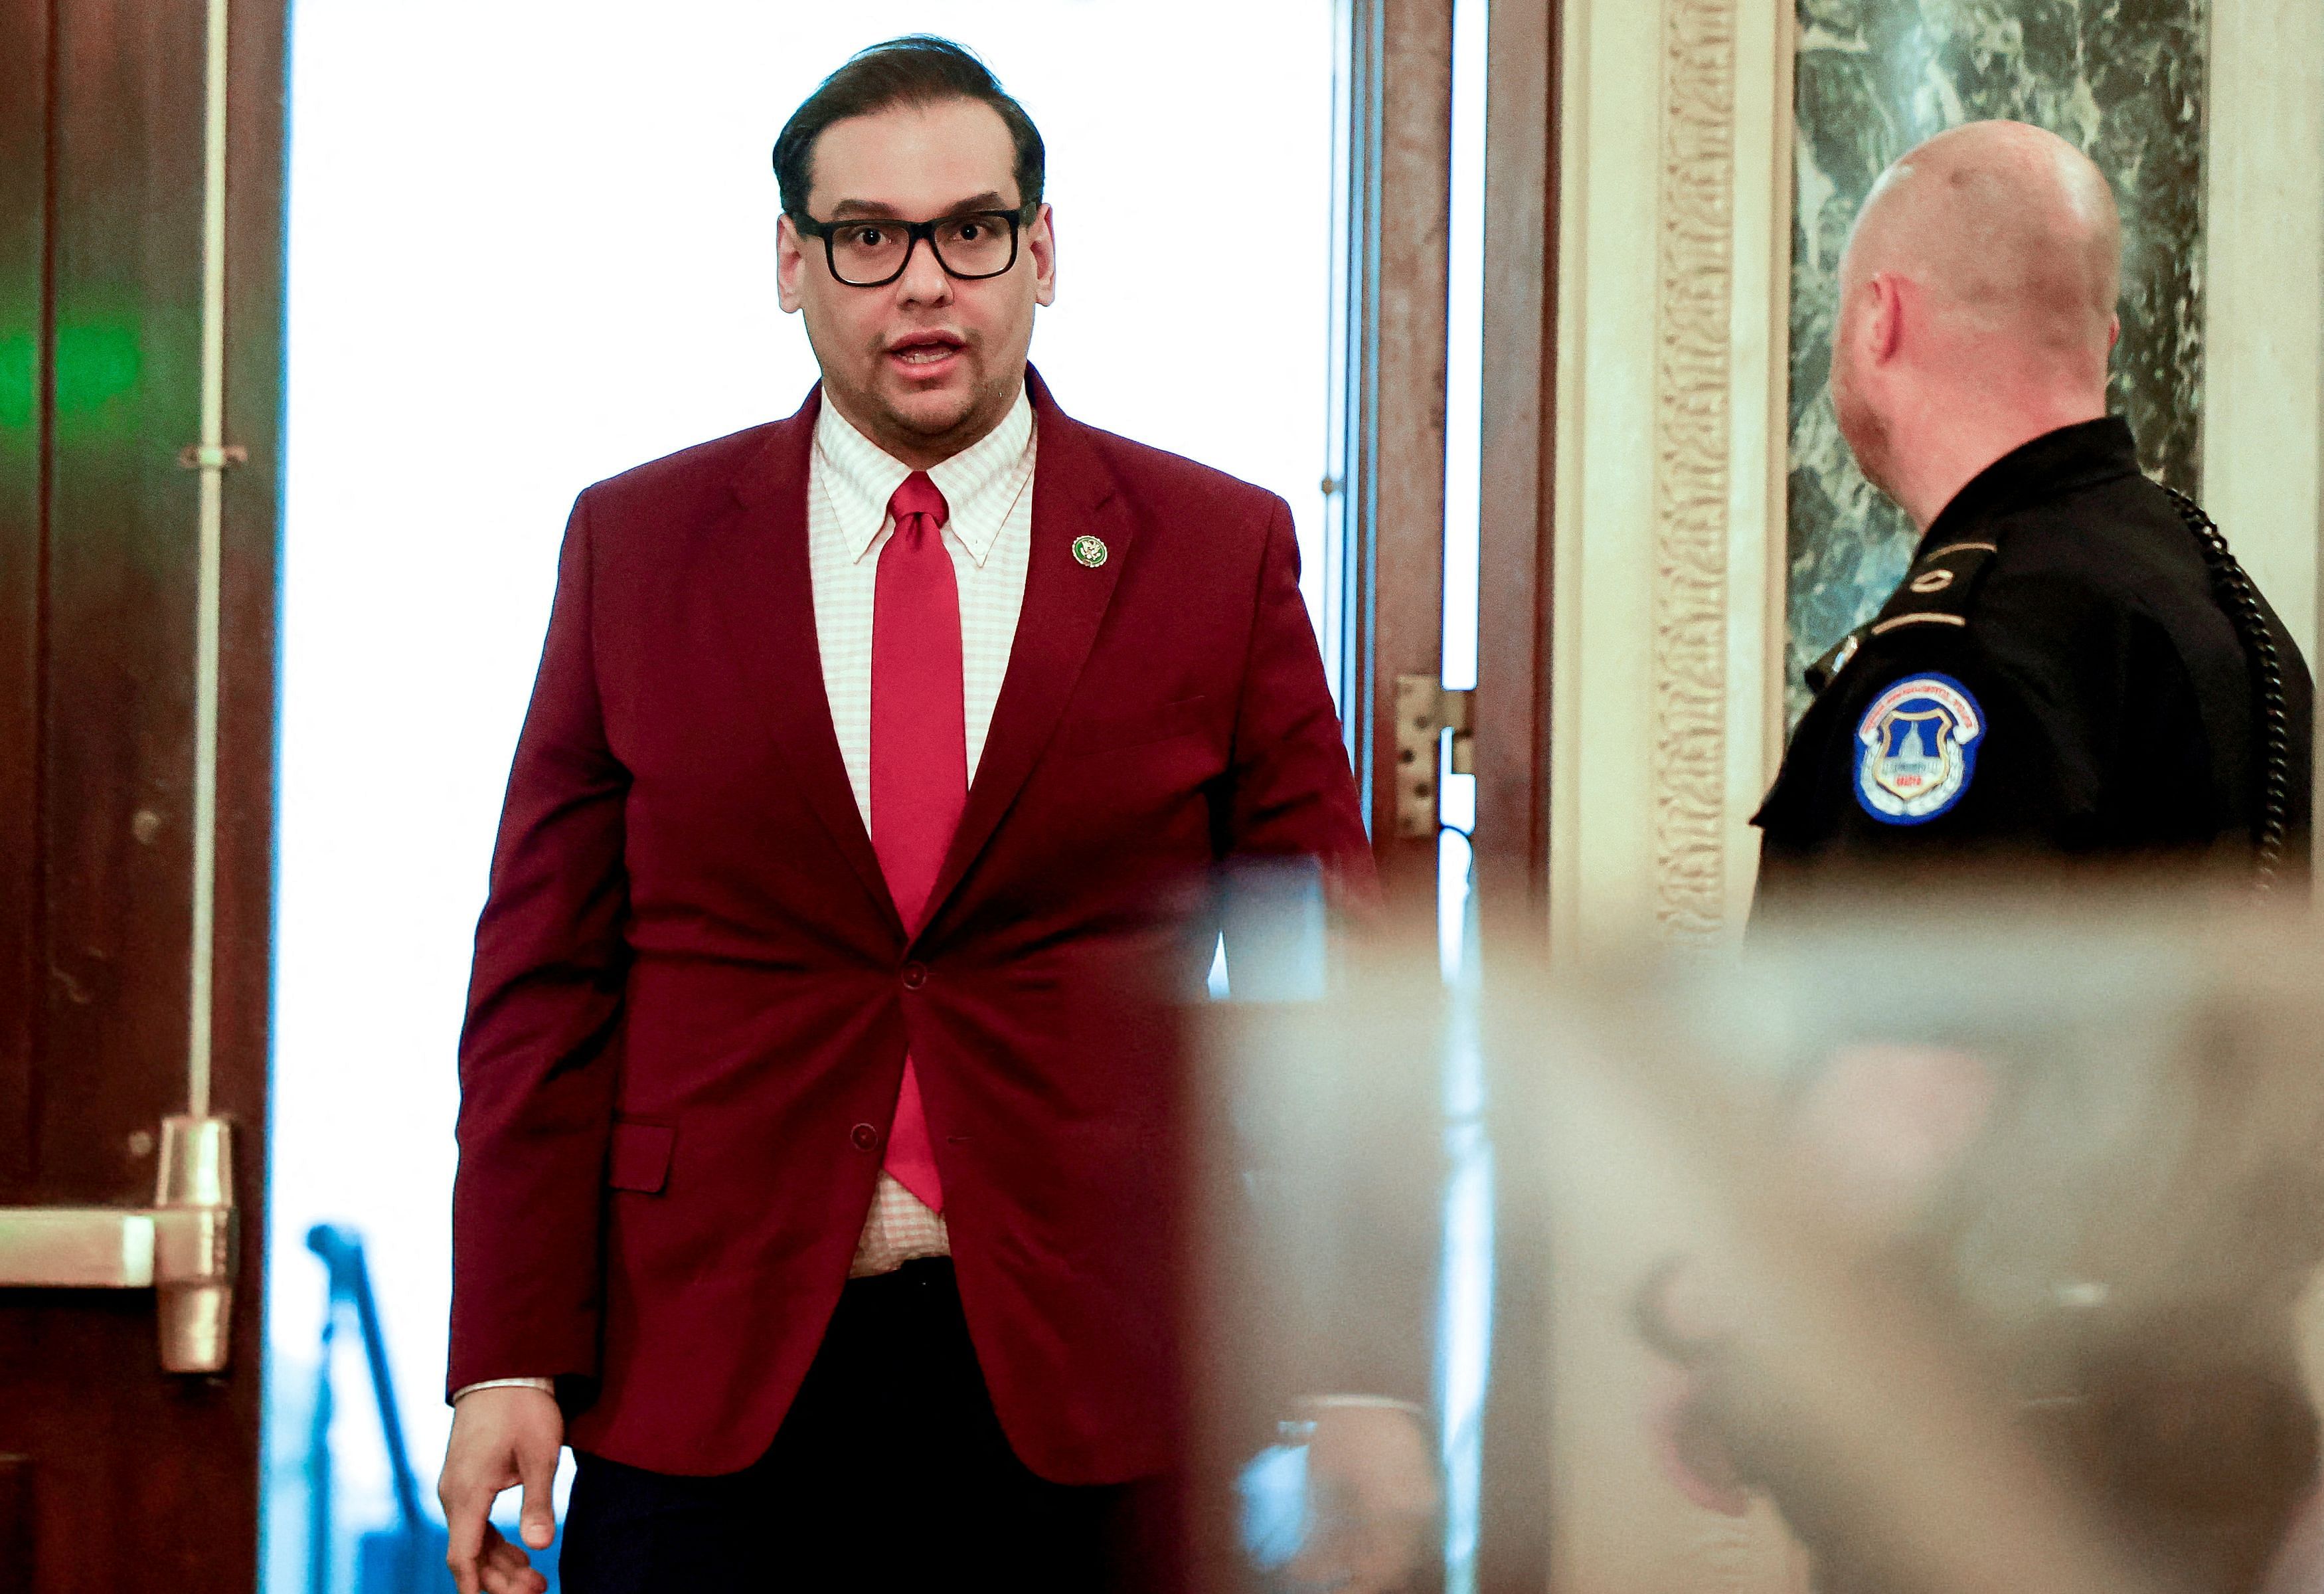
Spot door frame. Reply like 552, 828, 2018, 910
1331, 6, 1562, 1593
1471, 0, 1560, 925
1330, 0, 1455, 910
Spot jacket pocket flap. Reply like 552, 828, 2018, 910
1066, 695, 1209, 754
608, 1118, 675, 1194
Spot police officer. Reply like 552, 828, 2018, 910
1718, 120, 2324, 1594
1753, 121, 2313, 913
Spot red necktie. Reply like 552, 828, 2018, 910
870, 471, 961, 1212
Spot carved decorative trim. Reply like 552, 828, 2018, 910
1651, 0, 1740, 939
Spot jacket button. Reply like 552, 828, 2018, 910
902, 962, 928, 990
850, 1122, 879, 1152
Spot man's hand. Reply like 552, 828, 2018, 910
1287, 1399, 1440, 1594
1631, 1043, 1998, 1518
438, 1385, 564, 1594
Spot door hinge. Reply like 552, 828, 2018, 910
1393, 675, 1475, 840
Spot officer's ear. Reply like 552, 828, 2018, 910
1866, 273, 1906, 365
2108, 313, 2120, 352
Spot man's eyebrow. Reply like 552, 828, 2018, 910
823, 191, 1015, 221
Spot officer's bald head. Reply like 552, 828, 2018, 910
1831, 122, 2124, 527
1845, 122, 2120, 361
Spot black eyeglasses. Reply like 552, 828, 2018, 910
789, 205, 1038, 288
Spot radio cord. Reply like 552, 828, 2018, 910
2163, 484, 2293, 893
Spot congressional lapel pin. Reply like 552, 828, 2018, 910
1071, 534, 1108, 569
1853, 673, 1984, 825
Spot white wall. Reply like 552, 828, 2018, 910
270, 0, 1338, 1563
2204, 0, 2324, 1535
2203, 0, 2324, 686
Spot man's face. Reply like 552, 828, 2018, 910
777, 97, 1056, 466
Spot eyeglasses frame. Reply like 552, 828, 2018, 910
788, 203, 1042, 289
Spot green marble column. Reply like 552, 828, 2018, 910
1785, 0, 2209, 721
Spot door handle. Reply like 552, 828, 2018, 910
0, 1116, 238, 1373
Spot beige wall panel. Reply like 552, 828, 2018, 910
2209, 0, 2324, 1514
1550, 0, 1662, 949
2202, 0, 2323, 669
1722, 0, 1793, 932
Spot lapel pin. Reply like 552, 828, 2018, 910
1071, 534, 1108, 569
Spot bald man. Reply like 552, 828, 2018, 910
1717, 121, 2322, 1593
1752, 120, 2313, 909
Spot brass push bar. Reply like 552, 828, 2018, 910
0, 1117, 237, 1373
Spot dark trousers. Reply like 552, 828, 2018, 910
559, 1259, 1166, 1593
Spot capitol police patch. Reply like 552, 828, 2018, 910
1853, 673, 1984, 825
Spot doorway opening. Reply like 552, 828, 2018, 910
266, 6, 1347, 1588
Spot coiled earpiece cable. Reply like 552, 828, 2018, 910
2163, 484, 2293, 893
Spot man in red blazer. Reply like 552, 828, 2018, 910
436, 35, 1372, 1594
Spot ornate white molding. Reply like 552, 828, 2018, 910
1651, 0, 1742, 940
1544, 5, 1813, 1583
1548, 0, 1789, 954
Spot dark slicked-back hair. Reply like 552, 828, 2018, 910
772, 36, 1046, 219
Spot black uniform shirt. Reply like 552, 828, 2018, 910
1753, 418, 2313, 910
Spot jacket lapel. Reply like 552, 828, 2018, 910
713, 386, 904, 939
922, 371, 1133, 932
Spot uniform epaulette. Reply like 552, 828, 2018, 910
1805, 624, 1868, 694
1865, 537, 2001, 640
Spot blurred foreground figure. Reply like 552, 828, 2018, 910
1192, 919, 2324, 1594
1637, 913, 2324, 1594
1754, 122, 2313, 909
1191, 982, 1455, 1594
435, 35, 1371, 1594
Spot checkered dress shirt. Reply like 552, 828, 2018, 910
454, 389, 1036, 1403
813, 389, 1037, 1275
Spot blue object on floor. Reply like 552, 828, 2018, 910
356, 1518, 560, 1594
308, 1225, 564, 1594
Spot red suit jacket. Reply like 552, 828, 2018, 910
449, 373, 1374, 1482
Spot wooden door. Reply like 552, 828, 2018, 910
0, 0, 287, 1588
1471, 0, 1560, 1587
1323, 3, 1561, 1591
1472, 0, 1558, 927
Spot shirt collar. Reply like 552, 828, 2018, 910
813, 384, 1035, 567
1917, 416, 2143, 559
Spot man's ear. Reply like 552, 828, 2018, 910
2108, 313, 2121, 351
776, 215, 807, 314
1867, 272, 1905, 365
1029, 203, 1058, 309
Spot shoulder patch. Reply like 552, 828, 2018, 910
1867, 539, 1999, 640
1853, 673, 1985, 824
